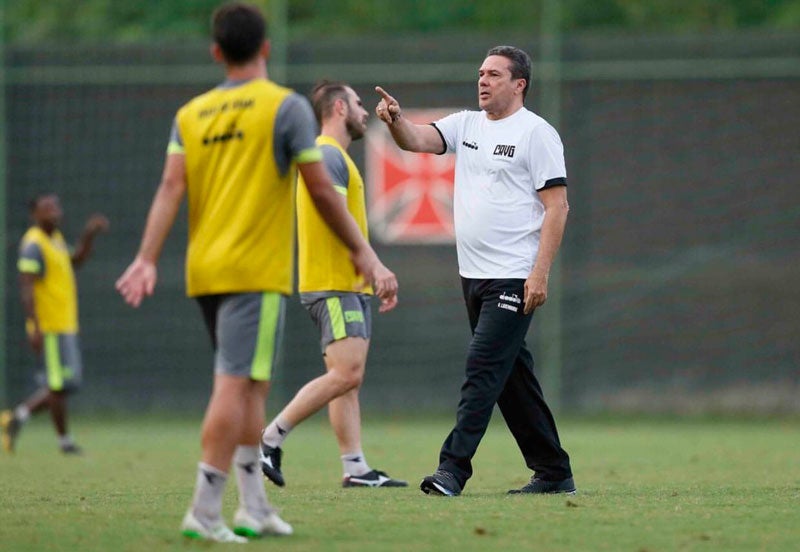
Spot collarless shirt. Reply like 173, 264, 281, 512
433, 107, 567, 279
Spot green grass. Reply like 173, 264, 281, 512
1, 414, 798, 551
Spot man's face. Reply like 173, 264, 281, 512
343, 87, 369, 141
477, 55, 523, 115
33, 195, 63, 230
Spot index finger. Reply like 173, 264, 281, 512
375, 86, 393, 102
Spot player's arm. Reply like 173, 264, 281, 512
17, 246, 43, 352
72, 213, 109, 268
374, 86, 445, 154
299, 160, 398, 312
116, 153, 186, 307
524, 185, 569, 314
282, 93, 397, 310
18, 274, 41, 352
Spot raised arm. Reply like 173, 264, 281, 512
115, 153, 186, 307
374, 86, 445, 154
71, 213, 109, 268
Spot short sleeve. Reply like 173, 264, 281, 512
275, 94, 322, 170
431, 111, 466, 154
18, 241, 44, 277
167, 117, 184, 155
530, 123, 567, 191
320, 145, 349, 195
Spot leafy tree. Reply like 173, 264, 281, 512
4, 0, 798, 44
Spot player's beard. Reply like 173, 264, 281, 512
346, 115, 366, 141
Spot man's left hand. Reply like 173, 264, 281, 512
523, 272, 548, 314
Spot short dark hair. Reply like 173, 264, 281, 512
28, 192, 56, 213
211, 2, 268, 65
310, 80, 351, 125
486, 45, 532, 99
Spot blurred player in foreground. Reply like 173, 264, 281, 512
259, 81, 405, 489
1, 193, 108, 456
115, 2, 397, 543
375, 45, 575, 497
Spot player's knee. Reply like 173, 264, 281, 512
329, 364, 364, 392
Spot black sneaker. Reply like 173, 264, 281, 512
259, 443, 285, 487
508, 476, 576, 495
60, 443, 83, 455
420, 470, 462, 497
343, 469, 408, 488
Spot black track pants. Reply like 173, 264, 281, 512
437, 277, 572, 488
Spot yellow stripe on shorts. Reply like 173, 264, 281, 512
326, 297, 347, 340
251, 292, 281, 381
44, 334, 65, 392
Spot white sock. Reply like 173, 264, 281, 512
190, 462, 228, 524
261, 415, 292, 448
15, 405, 30, 423
233, 446, 272, 515
342, 451, 371, 477
58, 434, 74, 448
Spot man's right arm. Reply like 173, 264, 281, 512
18, 273, 42, 352
17, 244, 43, 351
374, 86, 445, 154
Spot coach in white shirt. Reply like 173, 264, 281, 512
375, 45, 575, 497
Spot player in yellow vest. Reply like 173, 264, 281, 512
115, 3, 398, 543
1, 193, 108, 455
259, 81, 406, 489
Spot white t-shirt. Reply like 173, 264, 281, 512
433, 107, 567, 279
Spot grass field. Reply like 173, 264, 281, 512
1, 414, 798, 551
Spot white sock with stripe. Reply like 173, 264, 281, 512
14, 405, 30, 423
190, 462, 228, 524
342, 451, 371, 477
234, 446, 272, 515
261, 415, 292, 448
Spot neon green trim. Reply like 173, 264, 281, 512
167, 141, 185, 155
295, 147, 323, 164
326, 297, 346, 340
44, 334, 64, 391
17, 258, 41, 273
333, 185, 347, 196
251, 293, 280, 381
344, 310, 364, 323
233, 527, 261, 538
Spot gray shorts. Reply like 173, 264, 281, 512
197, 292, 285, 381
301, 292, 372, 353
36, 333, 83, 393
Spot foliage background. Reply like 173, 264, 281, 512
5, 0, 800, 44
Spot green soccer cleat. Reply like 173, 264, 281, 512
180, 510, 247, 543
233, 507, 293, 537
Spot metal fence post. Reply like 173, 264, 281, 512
538, 0, 563, 412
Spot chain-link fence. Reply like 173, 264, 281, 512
2, 31, 798, 414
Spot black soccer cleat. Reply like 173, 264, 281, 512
507, 476, 576, 495
342, 469, 408, 488
60, 443, 83, 455
259, 442, 285, 487
420, 469, 462, 497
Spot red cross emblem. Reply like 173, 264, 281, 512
365, 109, 456, 243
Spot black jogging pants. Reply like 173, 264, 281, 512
437, 277, 572, 488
